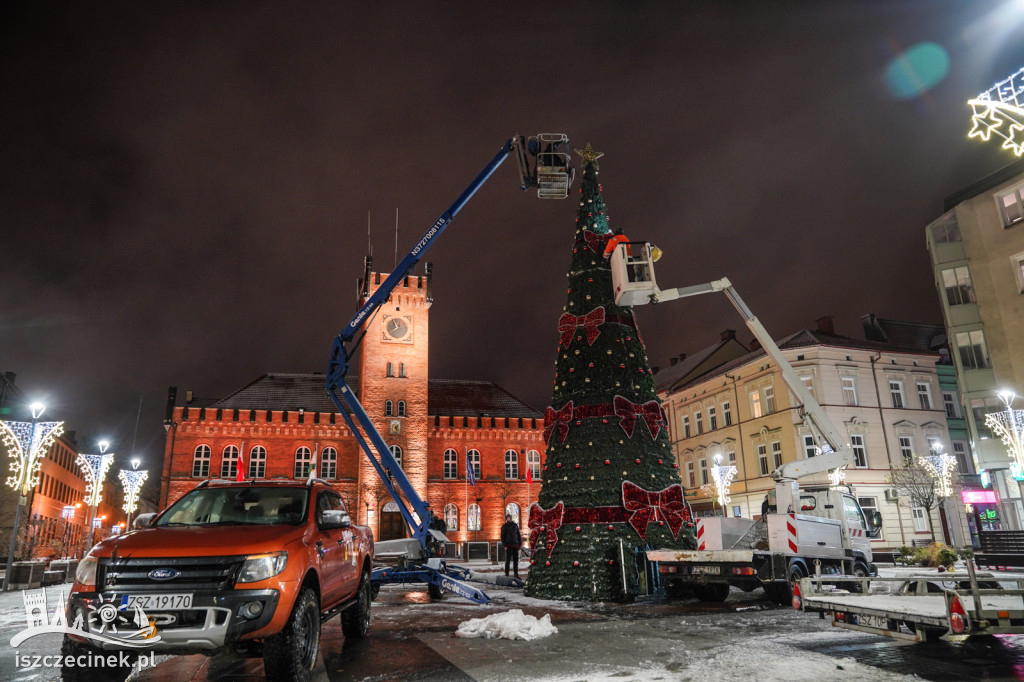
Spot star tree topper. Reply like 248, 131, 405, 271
575, 143, 604, 167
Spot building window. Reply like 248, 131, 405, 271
468, 503, 481, 531
320, 447, 337, 479
695, 411, 703, 435
397, 401, 406, 417
708, 406, 717, 431
858, 496, 878, 522
687, 461, 696, 488
972, 397, 1002, 439
386, 362, 394, 378
527, 450, 541, 480
998, 183, 1024, 227
952, 441, 972, 474
505, 449, 519, 479
888, 380, 904, 408
956, 330, 992, 369
1014, 252, 1024, 293
248, 446, 266, 479
804, 435, 817, 459
930, 215, 961, 243
294, 447, 312, 478
912, 507, 928, 532
192, 445, 211, 478
851, 435, 867, 468
444, 449, 458, 479
764, 385, 776, 413
941, 266, 976, 306
681, 415, 691, 439
750, 390, 763, 419
801, 375, 815, 399
468, 449, 481, 480
699, 458, 708, 485
389, 445, 403, 469
444, 503, 459, 531
727, 449, 736, 465
385, 400, 393, 417
399, 363, 407, 378
505, 503, 521, 526
756, 445, 769, 476
942, 391, 959, 418
899, 436, 914, 467
771, 441, 782, 469
916, 382, 933, 410
842, 377, 858, 406
722, 401, 732, 426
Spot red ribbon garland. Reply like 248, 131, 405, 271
543, 401, 574, 444
558, 307, 605, 348
621, 481, 691, 541
528, 501, 565, 558
613, 396, 667, 439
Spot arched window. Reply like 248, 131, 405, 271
397, 401, 406, 417
443, 449, 458, 479
505, 502, 521, 526
389, 445, 402, 469
468, 503, 481, 531
320, 447, 337, 479
294, 447, 312, 478
504, 449, 519, 479
526, 450, 541, 481
220, 445, 239, 479
385, 400, 393, 416
444, 503, 459, 531
248, 446, 266, 479
467, 449, 481, 481
192, 445, 211, 477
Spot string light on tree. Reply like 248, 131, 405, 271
967, 66, 1024, 157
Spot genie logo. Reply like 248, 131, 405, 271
439, 577, 474, 600
148, 568, 180, 581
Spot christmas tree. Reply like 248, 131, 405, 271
525, 144, 695, 602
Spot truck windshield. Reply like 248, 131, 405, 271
156, 487, 310, 527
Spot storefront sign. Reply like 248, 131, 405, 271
961, 490, 999, 504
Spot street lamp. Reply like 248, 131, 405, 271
119, 457, 148, 531
77, 440, 115, 551
0, 402, 64, 591
985, 390, 1024, 478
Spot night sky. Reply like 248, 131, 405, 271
2, 1, 1023, 472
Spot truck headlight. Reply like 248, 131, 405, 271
75, 556, 98, 587
237, 551, 288, 583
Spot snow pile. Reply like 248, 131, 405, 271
455, 609, 558, 640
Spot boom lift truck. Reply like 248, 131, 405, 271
324, 135, 574, 604
609, 242, 882, 604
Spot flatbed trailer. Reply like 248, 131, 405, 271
796, 564, 1024, 642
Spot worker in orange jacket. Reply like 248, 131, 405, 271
603, 228, 630, 259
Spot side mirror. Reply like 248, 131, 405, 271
321, 509, 351, 530
133, 513, 156, 529
871, 510, 883, 528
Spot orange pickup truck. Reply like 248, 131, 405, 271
62, 478, 374, 682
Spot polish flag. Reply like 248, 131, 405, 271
236, 448, 245, 481
526, 466, 533, 484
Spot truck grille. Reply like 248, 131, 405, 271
99, 555, 246, 591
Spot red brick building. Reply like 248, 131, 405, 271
161, 268, 545, 544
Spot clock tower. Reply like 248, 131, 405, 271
356, 257, 432, 539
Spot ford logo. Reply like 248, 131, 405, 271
148, 568, 180, 581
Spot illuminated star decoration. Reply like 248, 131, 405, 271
77, 452, 115, 507
918, 452, 957, 499
575, 143, 604, 167
0, 420, 64, 496
986, 407, 1024, 475
968, 67, 1024, 157
119, 468, 149, 514
828, 465, 848, 490
709, 454, 738, 508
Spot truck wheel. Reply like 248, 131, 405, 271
60, 636, 137, 682
847, 562, 870, 593
694, 583, 731, 602
428, 582, 444, 599
341, 570, 372, 639
264, 587, 321, 682
664, 580, 690, 599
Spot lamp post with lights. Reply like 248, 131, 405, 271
119, 457, 148, 531
0, 402, 64, 590
77, 440, 115, 551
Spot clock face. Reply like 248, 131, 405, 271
383, 315, 411, 342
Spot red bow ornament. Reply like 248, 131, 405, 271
621, 481, 691, 541
558, 307, 605, 348
613, 396, 666, 439
582, 229, 610, 254
544, 401, 574, 444
528, 502, 565, 558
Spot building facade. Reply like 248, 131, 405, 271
925, 157, 1024, 530
161, 268, 545, 545
657, 317, 969, 551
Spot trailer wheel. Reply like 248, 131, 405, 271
428, 582, 444, 599
694, 583, 731, 602
764, 564, 804, 606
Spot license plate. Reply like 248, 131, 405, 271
120, 593, 193, 610
847, 613, 890, 630
692, 565, 721, 575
